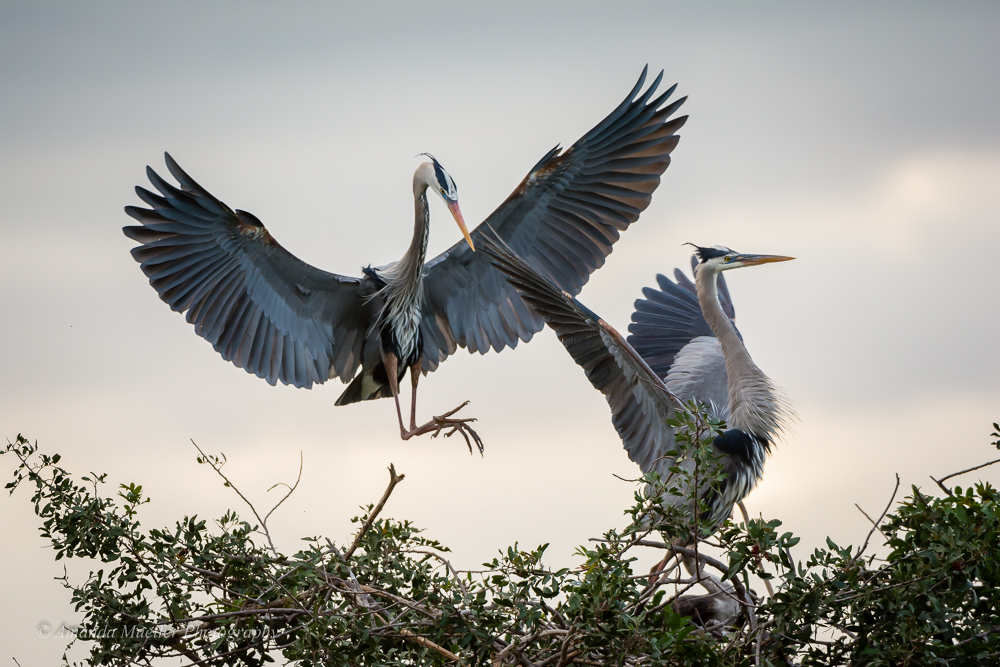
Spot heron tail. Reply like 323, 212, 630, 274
334, 373, 391, 406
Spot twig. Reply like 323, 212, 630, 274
774, 631, 838, 647
555, 630, 578, 667
737, 501, 751, 526
591, 537, 668, 549
736, 501, 774, 597
929, 475, 954, 497
931, 456, 1000, 494
668, 545, 729, 579
760, 575, 774, 598
360, 585, 440, 620
953, 624, 1000, 647
494, 630, 540, 663
330, 527, 460, 663
831, 623, 858, 640
191, 439, 277, 557
345, 463, 405, 560
397, 628, 462, 662
832, 574, 934, 602
938, 456, 1000, 483
854, 503, 889, 542
670, 545, 751, 610
539, 600, 569, 630
856, 473, 899, 559
327, 540, 374, 609
405, 549, 470, 597
264, 450, 303, 524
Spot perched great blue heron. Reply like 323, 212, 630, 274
481, 235, 793, 529
122, 68, 686, 449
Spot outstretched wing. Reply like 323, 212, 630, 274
123, 153, 369, 389
480, 232, 680, 475
420, 67, 688, 371
626, 263, 737, 379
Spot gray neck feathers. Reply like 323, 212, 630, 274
695, 265, 785, 443
375, 187, 431, 359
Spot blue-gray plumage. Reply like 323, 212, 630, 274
122, 67, 687, 448
482, 234, 793, 531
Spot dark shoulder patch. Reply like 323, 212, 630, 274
712, 429, 759, 463
362, 265, 386, 288
234, 209, 273, 243
514, 147, 566, 198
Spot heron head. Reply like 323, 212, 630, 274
686, 243, 794, 273
416, 154, 474, 251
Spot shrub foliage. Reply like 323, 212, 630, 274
5, 418, 1000, 666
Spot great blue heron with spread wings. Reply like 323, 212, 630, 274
122, 68, 686, 450
481, 234, 793, 530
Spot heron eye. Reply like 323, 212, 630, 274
724, 256, 732, 262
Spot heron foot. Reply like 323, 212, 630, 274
401, 401, 484, 455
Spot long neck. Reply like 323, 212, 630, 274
695, 265, 780, 441
379, 184, 431, 294
374, 183, 431, 364
401, 186, 431, 287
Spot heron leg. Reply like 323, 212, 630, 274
382, 353, 483, 453
381, 352, 409, 438
408, 361, 420, 431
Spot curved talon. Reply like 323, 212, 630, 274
430, 416, 484, 456
400, 401, 485, 455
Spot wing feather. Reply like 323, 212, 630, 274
480, 232, 681, 476
123, 153, 368, 389
627, 268, 739, 379
421, 68, 687, 371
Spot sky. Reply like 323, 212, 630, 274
2, 1, 999, 662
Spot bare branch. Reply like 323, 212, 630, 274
191, 439, 276, 556
345, 463, 405, 560
929, 475, 954, 497
669, 545, 751, 609
397, 628, 461, 662
737, 500, 751, 526
933, 456, 1000, 492
856, 473, 900, 559
264, 450, 303, 525
854, 503, 889, 542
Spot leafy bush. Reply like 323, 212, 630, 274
5, 419, 999, 666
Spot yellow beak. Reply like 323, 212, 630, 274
448, 201, 475, 252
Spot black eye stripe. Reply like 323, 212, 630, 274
693, 246, 733, 263
432, 162, 450, 191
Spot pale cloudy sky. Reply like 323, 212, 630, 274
2, 1, 999, 662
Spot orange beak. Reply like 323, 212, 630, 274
735, 254, 795, 266
448, 201, 475, 252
